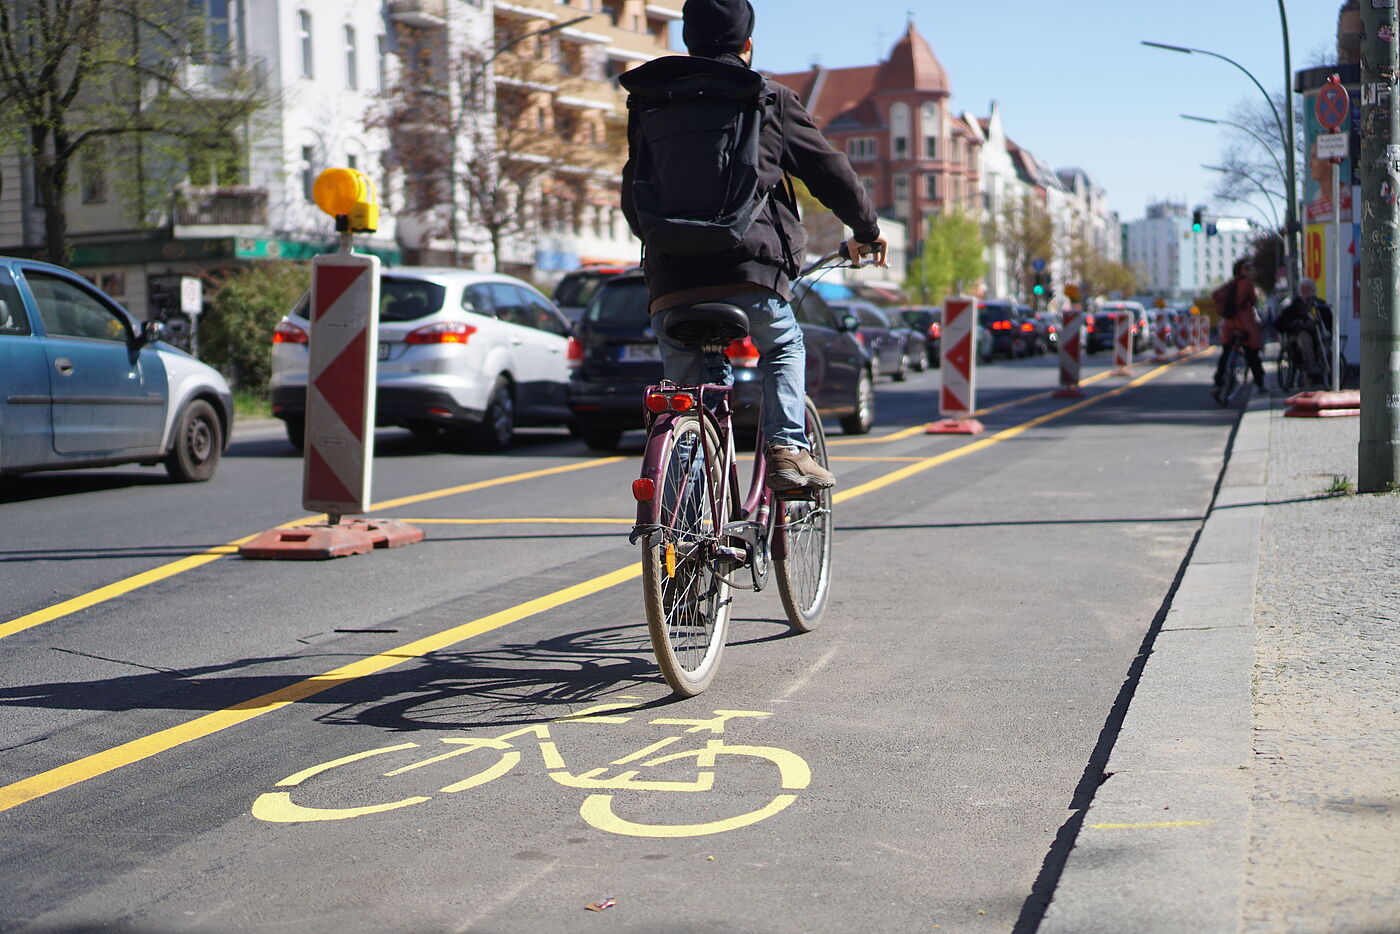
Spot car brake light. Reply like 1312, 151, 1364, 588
1020, 322, 1034, 332
991, 320, 1011, 331
566, 336, 584, 367
273, 321, 308, 344
405, 322, 476, 344
725, 336, 760, 367
928, 323, 941, 339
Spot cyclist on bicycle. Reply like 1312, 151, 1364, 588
620, 0, 887, 493
1213, 257, 1267, 398
1276, 277, 1334, 385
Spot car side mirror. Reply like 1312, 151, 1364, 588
140, 319, 166, 345
839, 313, 860, 332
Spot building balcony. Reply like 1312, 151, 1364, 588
178, 56, 267, 99
173, 186, 268, 237
389, 0, 447, 29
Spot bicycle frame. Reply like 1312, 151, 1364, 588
633, 383, 786, 588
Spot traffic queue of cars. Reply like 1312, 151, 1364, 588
5, 254, 1167, 480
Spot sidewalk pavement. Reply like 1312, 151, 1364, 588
1039, 389, 1399, 933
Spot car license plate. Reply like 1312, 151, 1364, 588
378, 343, 391, 360
619, 343, 660, 362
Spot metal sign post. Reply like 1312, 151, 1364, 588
1316, 75, 1350, 392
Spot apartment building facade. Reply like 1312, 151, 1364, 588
1122, 201, 1256, 303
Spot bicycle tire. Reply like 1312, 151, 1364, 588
774, 397, 833, 632
1276, 343, 1295, 392
1223, 348, 1248, 404
642, 413, 733, 697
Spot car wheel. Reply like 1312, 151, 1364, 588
470, 376, 515, 451
577, 423, 623, 451
839, 369, 875, 435
912, 346, 928, 372
892, 349, 909, 382
165, 399, 222, 482
283, 415, 305, 452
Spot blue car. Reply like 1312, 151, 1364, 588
0, 256, 233, 481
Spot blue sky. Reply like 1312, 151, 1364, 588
747, 0, 1342, 224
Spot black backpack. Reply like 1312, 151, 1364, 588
622, 65, 777, 256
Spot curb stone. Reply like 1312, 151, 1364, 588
1038, 393, 1272, 934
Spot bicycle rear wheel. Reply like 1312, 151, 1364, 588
1223, 349, 1248, 404
1276, 342, 1296, 392
641, 413, 733, 696
774, 397, 833, 632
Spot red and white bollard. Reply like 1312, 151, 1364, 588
1112, 311, 1135, 375
1196, 316, 1209, 350
1152, 315, 1173, 363
1054, 309, 1086, 398
928, 295, 984, 434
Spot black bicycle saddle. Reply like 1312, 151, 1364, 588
661, 303, 750, 349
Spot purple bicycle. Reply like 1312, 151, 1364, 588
628, 251, 857, 695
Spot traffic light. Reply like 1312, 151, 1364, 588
1191, 208, 1203, 233
1206, 222, 1218, 237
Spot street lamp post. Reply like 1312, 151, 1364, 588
1181, 114, 1288, 205
1201, 163, 1285, 230
1144, 39, 1299, 294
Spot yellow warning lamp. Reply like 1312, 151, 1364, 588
1063, 284, 1081, 302
1190, 305, 1200, 316
313, 167, 379, 233
1154, 297, 1166, 308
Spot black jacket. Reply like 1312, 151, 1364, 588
620, 54, 881, 303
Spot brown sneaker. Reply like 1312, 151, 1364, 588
766, 445, 835, 492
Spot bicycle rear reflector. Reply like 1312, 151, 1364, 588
670, 393, 695, 411
645, 393, 670, 413
632, 478, 655, 501
645, 392, 696, 413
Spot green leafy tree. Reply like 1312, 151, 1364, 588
199, 262, 311, 392
904, 211, 986, 303
988, 194, 1053, 300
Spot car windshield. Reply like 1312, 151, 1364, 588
554, 274, 610, 308
979, 306, 1014, 324
584, 280, 650, 327
381, 278, 446, 321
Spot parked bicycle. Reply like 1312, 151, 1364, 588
629, 249, 864, 696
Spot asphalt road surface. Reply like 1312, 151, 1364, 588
0, 349, 1238, 934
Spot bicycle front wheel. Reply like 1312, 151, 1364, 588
1223, 349, 1248, 404
774, 397, 833, 632
1276, 342, 1295, 392
642, 413, 733, 696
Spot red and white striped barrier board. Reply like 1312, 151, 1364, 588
1200, 317, 1210, 350
303, 252, 381, 516
1152, 316, 1173, 363
1054, 309, 1086, 398
929, 295, 984, 434
1113, 311, 1135, 375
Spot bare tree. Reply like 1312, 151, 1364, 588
0, 0, 270, 261
373, 20, 610, 271
988, 193, 1053, 300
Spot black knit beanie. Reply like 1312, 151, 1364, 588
682, 0, 755, 55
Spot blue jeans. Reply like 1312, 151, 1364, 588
654, 291, 807, 450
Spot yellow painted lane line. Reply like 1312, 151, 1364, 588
0, 356, 1203, 812
396, 518, 633, 525
827, 368, 1115, 445
1090, 821, 1215, 829
0, 457, 624, 643
832, 355, 1194, 505
0, 564, 641, 813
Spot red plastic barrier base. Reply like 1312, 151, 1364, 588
1052, 387, 1085, 399
1152, 354, 1173, 364
1113, 366, 1135, 377
927, 418, 985, 435
239, 518, 425, 560
1284, 390, 1361, 411
1284, 405, 1361, 418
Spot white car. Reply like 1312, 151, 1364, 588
0, 256, 233, 482
269, 268, 574, 451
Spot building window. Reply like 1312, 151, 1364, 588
893, 174, 909, 206
344, 25, 357, 89
81, 142, 107, 203
298, 11, 313, 78
300, 145, 315, 201
376, 35, 388, 91
191, 0, 232, 62
890, 102, 911, 159
921, 101, 938, 159
847, 137, 876, 162
923, 173, 939, 201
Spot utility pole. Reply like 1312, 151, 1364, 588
1359, 2, 1400, 491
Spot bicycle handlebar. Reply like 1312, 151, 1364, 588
798, 249, 879, 277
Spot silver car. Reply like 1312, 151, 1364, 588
0, 256, 233, 482
269, 267, 573, 451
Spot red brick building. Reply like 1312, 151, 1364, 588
769, 21, 981, 250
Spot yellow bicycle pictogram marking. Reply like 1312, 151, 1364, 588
251, 706, 810, 838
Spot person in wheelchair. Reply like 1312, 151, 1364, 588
1276, 277, 1333, 386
